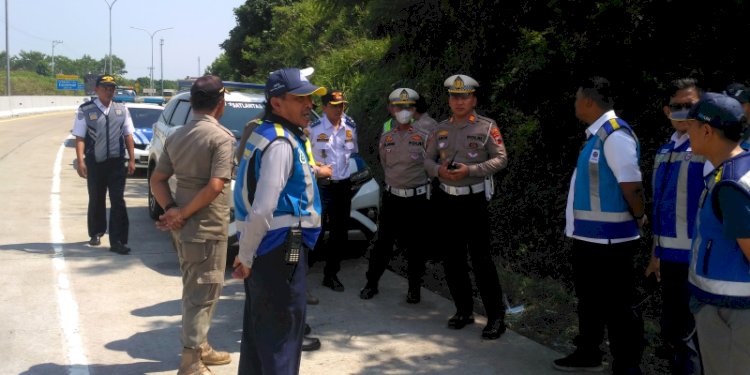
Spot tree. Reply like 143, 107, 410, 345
12, 50, 47, 72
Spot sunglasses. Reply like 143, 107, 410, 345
668, 102, 693, 111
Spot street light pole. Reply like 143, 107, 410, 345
130, 26, 172, 93
103, 0, 117, 75
51, 40, 63, 75
5, 0, 10, 96
160, 38, 164, 95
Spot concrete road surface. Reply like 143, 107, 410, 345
0, 112, 588, 375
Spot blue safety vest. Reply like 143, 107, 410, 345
652, 139, 705, 263
689, 151, 750, 309
573, 118, 640, 240
234, 121, 322, 256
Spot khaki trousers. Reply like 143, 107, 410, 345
174, 235, 227, 348
695, 304, 750, 375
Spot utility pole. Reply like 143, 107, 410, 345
197, 56, 200, 77
130, 26, 172, 93
51, 40, 63, 75
159, 38, 164, 95
5, 0, 10, 95
103, 0, 118, 74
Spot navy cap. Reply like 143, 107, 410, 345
96, 75, 116, 87
724, 83, 750, 104
265, 68, 326, 98
688, 92, 745, 128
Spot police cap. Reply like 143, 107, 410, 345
388, 88, 419, 105
444, 74, 478, 94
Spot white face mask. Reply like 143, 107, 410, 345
395, 109, 413, 124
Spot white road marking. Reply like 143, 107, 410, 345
52, 143, 90, 375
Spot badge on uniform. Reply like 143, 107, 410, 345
468, 151, 478, 158
589, 149, 600, 163
299, 152, 306, 164
684, 152, 692, 161
89, 113, 98, 121
345, 129, 353, 140
115, 109, 122, 116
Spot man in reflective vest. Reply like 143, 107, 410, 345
685, 92, 750, 375
554, 76, 645, 375
232, 67, 326, 375
645, 78, 704, 374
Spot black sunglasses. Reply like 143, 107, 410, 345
668, 103, 693, 111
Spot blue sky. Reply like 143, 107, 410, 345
0, 0, 246, 80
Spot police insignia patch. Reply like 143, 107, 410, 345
410, 134, 422, 142
317, 133, 329, 142
115, 109, 122, 115
89, 113, 97, 121
490, 127, 503, 144
346, 129, 353, 139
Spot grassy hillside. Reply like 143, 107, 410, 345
0, 71, 86, 96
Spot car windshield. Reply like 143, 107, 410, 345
129, 107, 163, 129
222, 101, 264, 138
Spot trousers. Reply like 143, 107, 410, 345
239, 242, 308, 375
175, 237, 227, 348
85, 157, 128, 244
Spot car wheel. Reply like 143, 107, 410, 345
147, 166, 164, 220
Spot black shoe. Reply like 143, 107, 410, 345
359, 284, 379, 299
481, 318, 506, 340
322, 275, 344, 292
447, 314, 475, 329
109, 242, 131, 255
301, 336, 321, 351
552, 351, 604, 372
89, 235, 101, 246
304, 323, 312, 335
406, 289, 421, 304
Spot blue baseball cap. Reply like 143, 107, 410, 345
265, 68, 327, 98
688, 92, 745, 128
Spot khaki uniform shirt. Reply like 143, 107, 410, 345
413, 112, 438, 135
379, 125, 430, 189
424, 111, 508, 187
156, 113, 235, 242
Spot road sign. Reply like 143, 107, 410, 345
56, 80, 80, 90
56, 74, 79, 80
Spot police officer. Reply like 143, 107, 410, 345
309, 90, 359, 292
360, 88, 430, 303
645, 78, 704, 374
150, 75, 235, 374
684, 92, 750, 375
232, 67, 326, 375
424, 74, 507, 340
554, 76, 645, 374
413, 95, 438, 134
72, 74, 135, 254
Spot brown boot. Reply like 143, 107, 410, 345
199, 342, 231, 366
177, 347, 213, 375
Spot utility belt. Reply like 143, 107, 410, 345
440, 182, 485, 196
385, 184, 428, 198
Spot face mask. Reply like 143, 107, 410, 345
395, 109, 413, 124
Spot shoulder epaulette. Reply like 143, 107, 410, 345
344, 114, 357, 129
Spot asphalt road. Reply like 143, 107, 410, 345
0, 111, 584, 375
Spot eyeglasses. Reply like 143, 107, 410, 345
668, 102, 693, 111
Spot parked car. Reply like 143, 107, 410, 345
147, 82, 379, 261
124, 103, 163, 170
